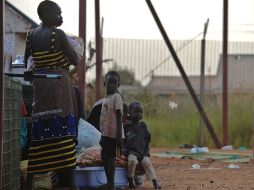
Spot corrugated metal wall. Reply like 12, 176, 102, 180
88, 38, 254, 90
86, 38, 254, 147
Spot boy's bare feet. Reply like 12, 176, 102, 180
128, 177, 136, 189
152, 179, 162, 189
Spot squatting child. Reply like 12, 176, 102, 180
124, 101, 161, 189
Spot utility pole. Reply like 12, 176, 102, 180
95, 0, 102, 100
199, 19, 209, 147
78, 0, 86, 104
222, 0, 228, 146
0, 1, 4, 188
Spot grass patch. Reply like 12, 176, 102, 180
123, 92, 254, 149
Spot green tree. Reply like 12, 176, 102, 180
110, 65, 141, 86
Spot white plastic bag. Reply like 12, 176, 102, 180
66, 34, 84, 61
221, 145, 233, 150
76, 118, 101, 153
26, 56, 34, 71
190, 147, 209, 153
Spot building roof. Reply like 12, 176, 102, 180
146, 54, 254, 94
99, 38, 254, 86
96, 38, 254, 94
5, 1, 38, 30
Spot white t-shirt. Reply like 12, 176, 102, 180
100, 93, 124, 138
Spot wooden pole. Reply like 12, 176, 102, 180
78, 0, 86, 103
222, 0, 228, 146
199, 19, 209, 147
146, 0, 221, 148
0, 0, 4, 188
95, 0, 102, 100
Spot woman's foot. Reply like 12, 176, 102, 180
98, 184, 108, 190
98, 183, 116, 190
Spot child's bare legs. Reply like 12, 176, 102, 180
141, 157, 162, 189
134, 175, 143, 187
104, 157, 116, 190
127, 154, 138, 189
152, 179, 162, 189
100, 137, 116, 190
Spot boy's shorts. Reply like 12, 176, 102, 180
100, 136, 117, 159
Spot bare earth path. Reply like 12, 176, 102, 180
128, 148, 254, 190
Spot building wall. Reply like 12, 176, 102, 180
5, 3, 36, 59
98, 38, 254, 95
15, 33, 27, 56
147, 54, 254, 95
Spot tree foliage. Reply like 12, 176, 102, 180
110, 65, 141, 86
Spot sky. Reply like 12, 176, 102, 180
7, 0, 254, 41
6, 0, 254, 84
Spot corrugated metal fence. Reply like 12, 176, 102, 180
86, 38, 254, 147
89, 39, 254, 88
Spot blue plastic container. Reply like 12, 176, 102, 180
74, 166, 128, 188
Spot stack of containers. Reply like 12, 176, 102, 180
2, 76, 22, 190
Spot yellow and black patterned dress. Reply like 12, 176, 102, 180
26, 29, 78, 174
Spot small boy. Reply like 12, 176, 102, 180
124, 101, 161, 189
99, 71, 124, 190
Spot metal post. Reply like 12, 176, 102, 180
100, 17, 104, 78
78, 0, 86, 103
199, 19, 209, 147
0, 0, 4, 188
222, 0, 228, 146
95, 0, 102, 100
146, 0, 221, 148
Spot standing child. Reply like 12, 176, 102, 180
99, 71, 124, 190
124, 101, 161, 189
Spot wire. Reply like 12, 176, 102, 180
141, 31, 203, 81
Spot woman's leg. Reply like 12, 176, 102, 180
25, 173, 33, 190
55, 169, 75, 190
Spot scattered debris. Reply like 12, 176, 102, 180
152, 150, 253, 163
238, 146, 247, 151
227, 164, 240, 169
190, 147, 209, 154
221, 145, 233, 151
168, 101, 178, 109
192, 163, 201, 169
179, 144, 194, 148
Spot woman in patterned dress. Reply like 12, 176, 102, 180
24, 1, 79, 189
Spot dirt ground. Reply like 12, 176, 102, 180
26, 147, 253, 190
129, 148, 254, 190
